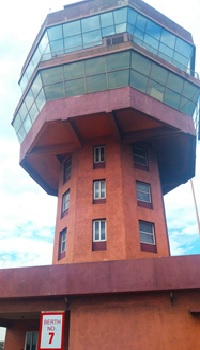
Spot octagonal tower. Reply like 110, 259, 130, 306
12, 0, 200, 264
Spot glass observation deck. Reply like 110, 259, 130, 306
13, 5, 199, 143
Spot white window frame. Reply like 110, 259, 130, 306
62, 189, 70, 213
133, 146, 148, 166
94, 145, 105, 163
60, 228, 66, 253
136, 181, 151, 203
93, 180, 106, 200
139, 221, 155, 245
63, 156, 72, 183
93, 219, 106, 242
24, 331, 39, 350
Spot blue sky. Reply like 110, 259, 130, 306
0, 0, 200, 270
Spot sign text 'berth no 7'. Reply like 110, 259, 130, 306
38, 312, 65, 350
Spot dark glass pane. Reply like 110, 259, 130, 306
182, 81, 199, 102
132, 52, 151, 76
108, 70, 129, 89
65, 78, 85, 97
107, 51, 130, 71
64, 61, 84, 80
151, 64, 168, 85
164, 89, 181, 110
167, 73, 183, 94
87, 74, 107, 93
85, 57, 106, 75
41, 67, 63, 85
180, 97, 196, 116
44, 82, 64, 100
130, 70, 148, 93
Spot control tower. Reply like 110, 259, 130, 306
12, 0, 200, 265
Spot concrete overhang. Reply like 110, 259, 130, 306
19, 87, 196, 195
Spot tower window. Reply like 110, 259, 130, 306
25, 331, 38, 350
139, 220, 155, 245
133, 146, 148, 168
136, 181, 152, 208
139, 220, 157, 253
93, 219, 106, 242
58, 228, 67, 260
93, 145, 105, 168
63, 156, 72, 183
93, 180, 106, 203
62, 189, 70, 217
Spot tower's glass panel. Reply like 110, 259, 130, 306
82, 30, 102, 48
81, 15, 100, 32
132, 52, 151, 76
48, 25, 63, 41
167, 73, 183, 94
164, 89, 181, 110
24, 115, 32, 133
29, 103, 38, 124
64, 35, 82, 52
106, 51, 130, 71
35, 89, 46, 111
63, 20, 81, 37
44, 82, 64, 100
49, 39, 64, 56
64, 61, 84, 79
130, 70, 148, 93
41, 67, 63, 85
113, 7, 127, 24
65, 78, 85, 97
101, 11, 114, 27
85, 57, 106, 75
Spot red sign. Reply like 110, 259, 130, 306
38, 311, 65, 350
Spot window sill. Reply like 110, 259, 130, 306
140, 243, 157, 253
92, 241, 107, 251
137, 201, 153, 209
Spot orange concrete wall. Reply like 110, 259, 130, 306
4, 319, 39, 350
69, 292, 200, 350
52, 137, 169, 264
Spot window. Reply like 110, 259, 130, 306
93, 145, 105, 168
133, 146, 148, 168
139, 221, 155, 245
58, 228, 67, 260
93, 219, 106, 242
63, 156, 72, 183
93, 180, 106, 203
139, 220, 157, 253
136, 181, 152, 208
25, 331, 38, 350
62, 189, 70, 217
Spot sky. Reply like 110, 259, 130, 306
0, 0, 200, 273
